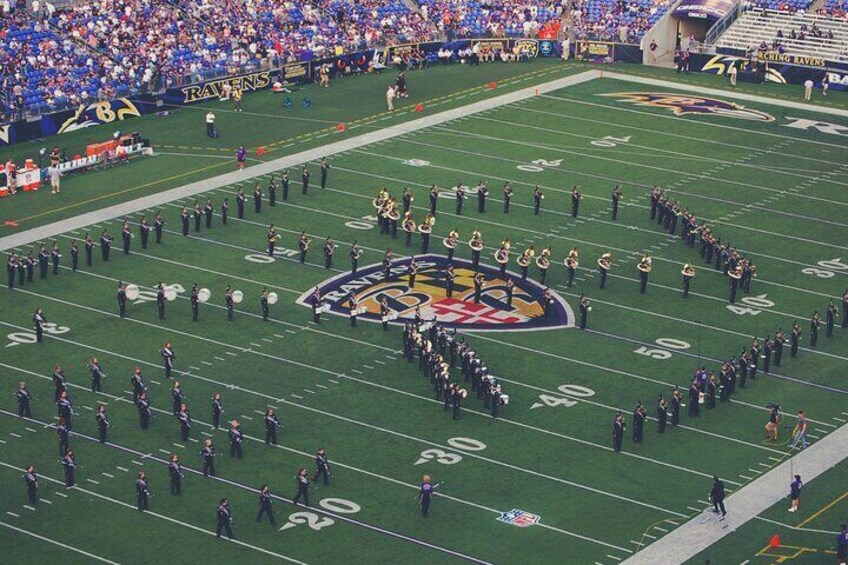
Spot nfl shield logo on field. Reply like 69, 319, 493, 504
297, 254, 574, 332
497, 509, 541, 528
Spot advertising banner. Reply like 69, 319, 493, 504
673, 0, 736, 20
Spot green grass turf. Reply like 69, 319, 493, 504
0, 68, 847, 565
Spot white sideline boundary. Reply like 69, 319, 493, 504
621, 422, 848, 564
0, 70, 598, 252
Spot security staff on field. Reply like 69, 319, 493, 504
169, 454, 183, 495
136, 471, 149, 512
313, 448, 331, 485
257, 485, 275, 524
264, 408, 280, 445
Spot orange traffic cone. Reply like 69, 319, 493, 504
769, 534, 781, 548
414, 103, 424, 113
256, 147, 266, 156
336, 123, 346, 132
488, 81, 497, 90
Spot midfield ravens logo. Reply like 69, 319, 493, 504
297, 254, 573, 332
602, 92, 774, 122
497, 509, 541, 528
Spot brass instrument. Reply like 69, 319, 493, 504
372, 188, 388, 209
300, 236, 310, 251
419, 215, 434, 234
352, 247, 364, 260
597, 252, 612, 270
387, 200, 401, 221
494, 246, 509, 265
566, 247, 579, 269
501, 238, 511, 251
443, 229, 459, 249
468, 229, 484, 251
536, 247, 552, 269
517, 246, 535, 267
728, 267, 743, 280
637, 254, 652, 274
681, 263, 696, 278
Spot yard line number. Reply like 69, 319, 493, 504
279, 497, 362, 532
415, 437, 487, 466
726, 294, 775, 316
633, 337, 692, 361
801, 258, 846, 279
531, 383, 596, 410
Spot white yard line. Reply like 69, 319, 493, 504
0, 521, 121, 564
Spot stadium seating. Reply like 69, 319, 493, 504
713, 8, 848, 63
568, 0, 675, 43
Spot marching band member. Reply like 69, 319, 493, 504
302, 165, 310, 195
136, 392, 151, 430
403, 212, 416, 248
383, 249, 393, 282
229, 420, 244, 458
138, 216, 150, 249
774, 328, 785, 367
52, 365, 67, 402
826, 299, 837, 337
177, 403, 191, 441
503, 182, 513, 214
323, 238, 336, 269
454, 183, 465, 216
16, 381, 32, 417
476, 180, 488, 213
517, 246, 534, 280
33, 307, 46, 342
57, 391, 73, 430
637, 253, 652, 294
473, 272, 485, 304
809, 311, 820, 348
597, 252, 612, 289
193, 201, 202, 232
225, 285, 234, 321
533, 185, 544, 215
429, 185, 439, 217
313, 448, 331, 485
268, 175, 277, 207
495, 241, 509, 278
180, 206, 189, 236
611, 185, 623, 220
380, 297, 391, 331
505, 278, 515, 309
728, 265, 742, 303
613, 413, 625, 452
632, 402, 646, 443
656, 395, 668, 433
257, 485, 275, 525
293, 469, 310, 506
61, 448, 76, 487
161, 342, 175, 379
205, 198, 214, 227
444, 229, 459, 262
388, 198, 400, 239
136, 472, 150, 512
350, 241, 363, 273
84, 233, 94, 266
298, 232, 310, 264
117, 281, 127, 318
260, 287, 270, 321
536, 247, 552, 285
445, 264, 456, 298
402, 187, 413, 214
571, 185, 582, 218
267, 225, 279, 257
211, 393, 223, 429
171, 381, 185, 415
542, 287, 554, 319
348, 293, 359, 327
566, 247, 579, 287
50, 241, 60, 274
420, 214, 434, 253
7, 253, 18, 290
201, 439, 217, 476
190, 283, 200, 321
265, 408, 280, 445
469, 229, 483, 270
311, 287, 322, 323
579, 293, 590, 329
253, 182, 262, 213
37, 244, 48, 279
169, 454, 183, 495
281, 171, 290, 201
95, 405, 110, 443
236, 187, 246, 219
682, 263, 695, 298
409, 257, 419, 288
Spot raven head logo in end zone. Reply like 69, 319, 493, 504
602, 92, 774, 122
296, 254, 574, 332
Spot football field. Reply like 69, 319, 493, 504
1, 68, 847, 565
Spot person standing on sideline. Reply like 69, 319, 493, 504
386, 85, 396, 111
710, 476, 727, 518
791, 410, 808, 450
788, 475, 802, 512
804, 79, 813, 101
729, 62, 737, 86
206, 111, 216, 138
50, 166, 61, 194
836, 524, 847, 564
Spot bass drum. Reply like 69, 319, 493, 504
198, 288, 211, 303
267, 292, 279, 305
232, 290, 244, 304
125, 284, 140, 301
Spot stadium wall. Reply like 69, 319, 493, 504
691, 52, 848, 90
